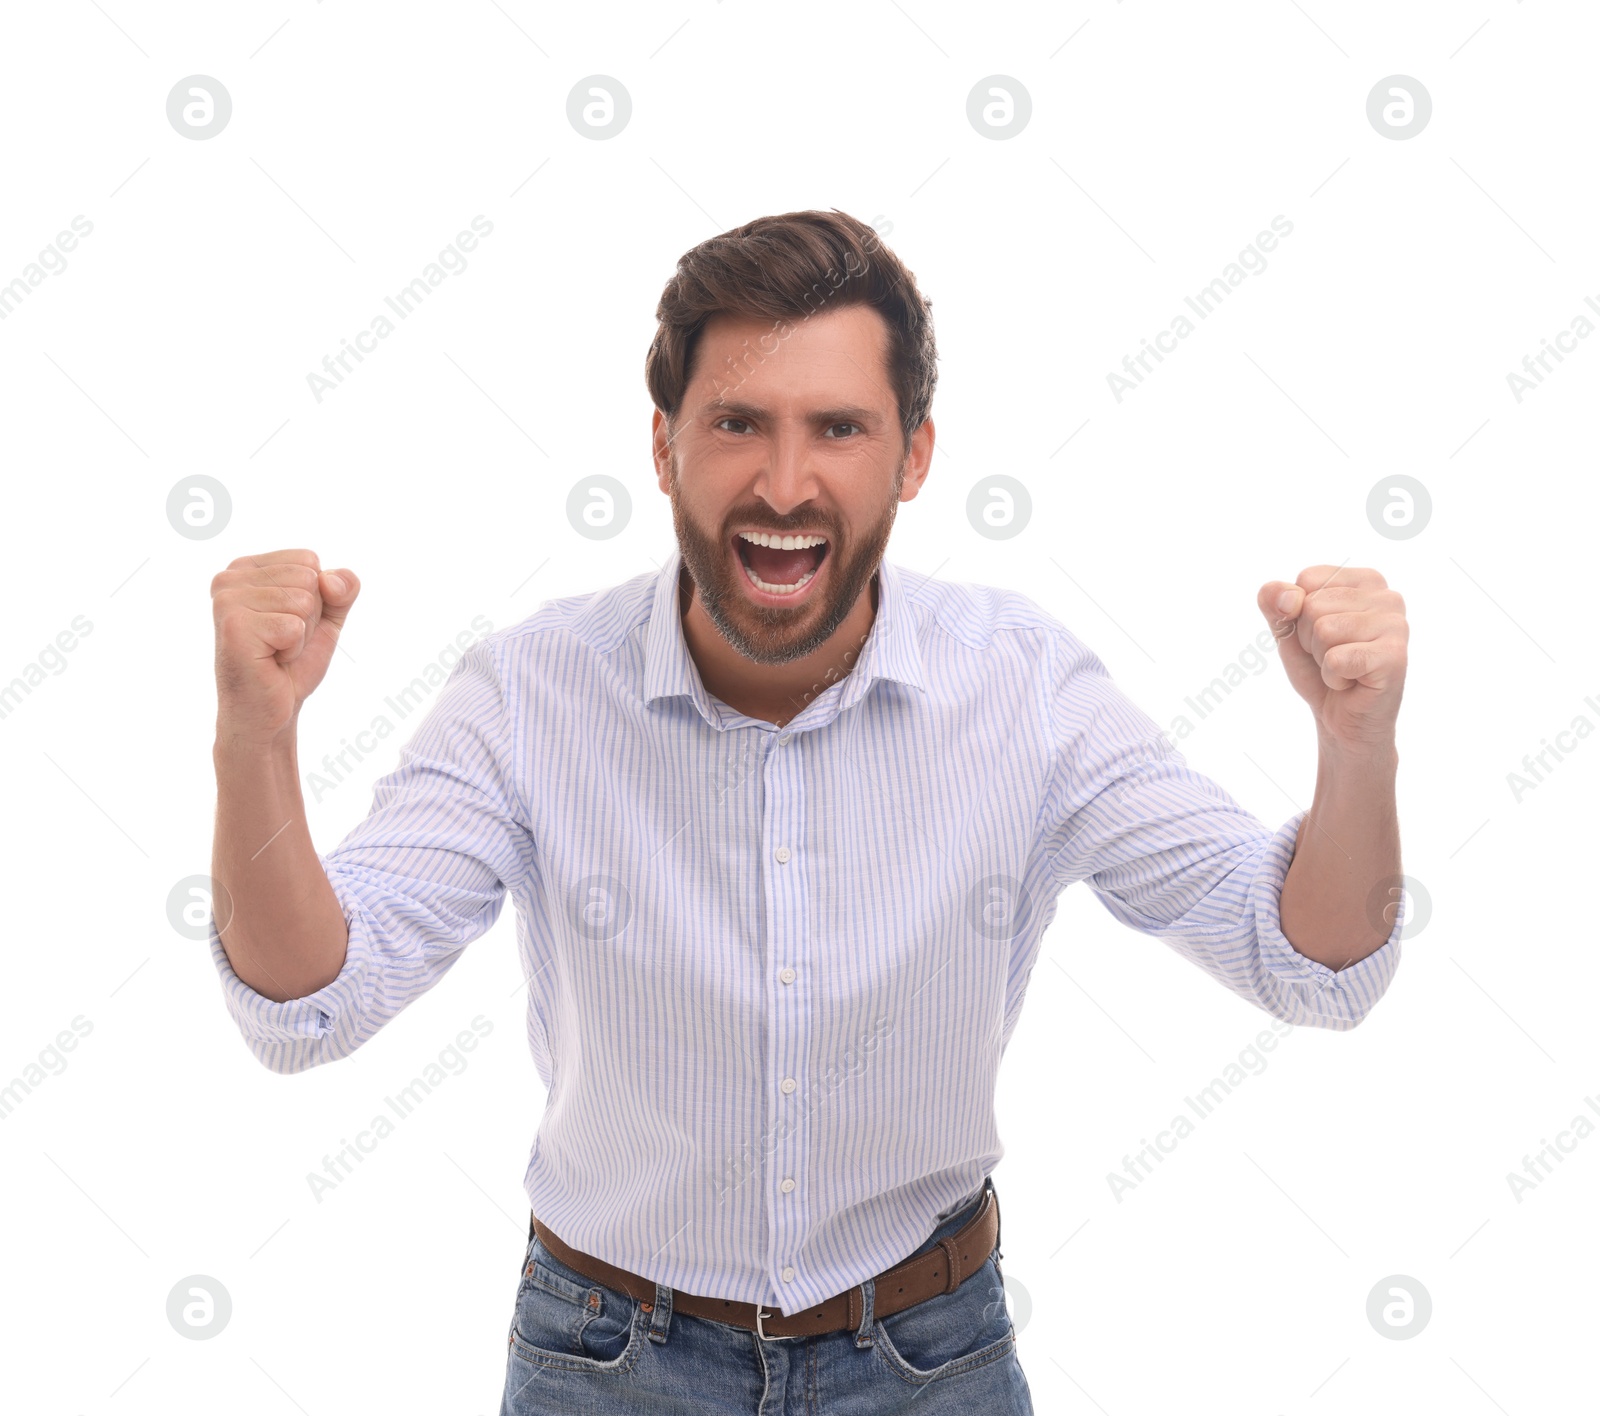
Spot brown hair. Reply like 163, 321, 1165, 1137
645, 209, 938, 450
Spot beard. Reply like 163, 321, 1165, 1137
668, 451, 903, 666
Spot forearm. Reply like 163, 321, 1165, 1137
1277, 738, 1401, 971
211, 722, 350, 1002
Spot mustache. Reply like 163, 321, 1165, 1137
724, 517, 837, 539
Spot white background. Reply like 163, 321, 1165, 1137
1, 1, 1594, 1412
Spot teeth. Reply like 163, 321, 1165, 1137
737, 531, 827, 550
746, 564, 820, 595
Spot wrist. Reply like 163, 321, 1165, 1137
214, 717, 299, 767
1315, 732, 1398, 776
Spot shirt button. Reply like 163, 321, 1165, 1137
782, 1266, 795, 1283
780, 967, 795, 984
774, 845, 792, 864
781, 1177, 795, 1193
780, 1076, 796, 1094
777, 733, 791, 746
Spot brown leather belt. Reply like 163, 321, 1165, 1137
530, 1178, 1001, 1340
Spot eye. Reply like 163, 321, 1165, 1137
715, 417, 752, 434
822, 422, 861, 439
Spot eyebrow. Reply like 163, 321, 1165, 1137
699, 400, 879, 425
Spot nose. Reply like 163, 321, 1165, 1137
754, 430, 821, 518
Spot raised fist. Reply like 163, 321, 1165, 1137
211, 549, 360, 747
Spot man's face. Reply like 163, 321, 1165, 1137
653, 303, 928, 666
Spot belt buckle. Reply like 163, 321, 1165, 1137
755, 1305, 779, 1341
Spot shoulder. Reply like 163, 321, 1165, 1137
886, 560, 1096, 669
477, 566, 658, 672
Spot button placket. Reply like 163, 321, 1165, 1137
762, 725, 810, 1303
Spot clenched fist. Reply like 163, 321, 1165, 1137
1257, 564, 1407, 756
211, 549, 360, 748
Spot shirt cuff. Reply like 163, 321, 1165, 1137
1249, 810, 1404, 1027
208, 895, 376, 1071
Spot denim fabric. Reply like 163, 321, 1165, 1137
499, 1180, 1034, 1414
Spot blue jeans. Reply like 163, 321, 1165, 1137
498, 1181, 1034, 1414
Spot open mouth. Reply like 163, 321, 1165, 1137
732, 530, 830, 598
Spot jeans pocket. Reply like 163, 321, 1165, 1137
872, 1251, 1015, 1385
508, 1234, 642, 1374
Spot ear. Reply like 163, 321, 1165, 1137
651, 408, 674, 493
899, 416, 935, 502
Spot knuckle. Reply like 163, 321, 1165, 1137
279, 562, 321, 590
216, 615, 260, 654
278, 586, 318, 617
263, 611, 305, 642
1309, 613, 1346, 649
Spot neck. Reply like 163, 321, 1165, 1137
679, 566, 879, 727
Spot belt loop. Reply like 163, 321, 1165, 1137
987, 1174, 1001, 1259
647, 1281, 674, 1344
852, 1276, 875, 1349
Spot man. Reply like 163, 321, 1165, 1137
208, 209, 1407, 1413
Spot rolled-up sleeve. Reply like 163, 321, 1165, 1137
210, 636, 536, 1072
1034, 627, 1402, 1029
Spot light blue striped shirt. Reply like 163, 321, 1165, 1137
211, 547, 1403, 1314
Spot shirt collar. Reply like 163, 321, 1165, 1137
642, 546, 926, 724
